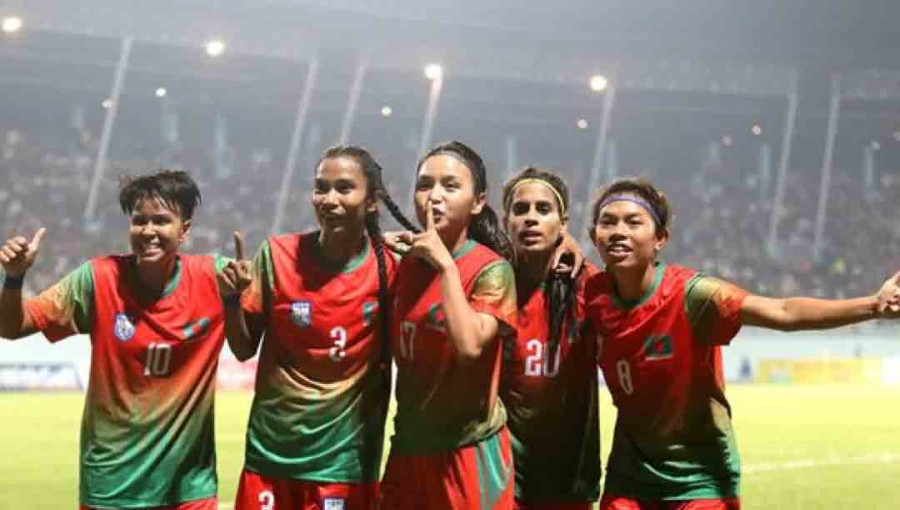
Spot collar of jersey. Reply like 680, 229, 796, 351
452, 239, 477, 260
610, 262, 666, 310
130, 255, 182, 300
311, 232, 371, 274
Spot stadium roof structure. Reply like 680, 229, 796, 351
0, 1, 897, 142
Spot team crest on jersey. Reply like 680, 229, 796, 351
113, 313, 136, 341
323, 499, 345, 510
425, 303, 446, 332
644, 334, 674, 360
290, 301, 312, 328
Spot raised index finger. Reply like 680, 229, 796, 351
234, 231, 245, 261
425, 204, 436, 232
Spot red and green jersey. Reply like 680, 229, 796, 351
241, 232, 396, 483
25, 254, 227, 509
500, 265, 602, 504
390, 240, 517, 455
583, 263, 749, 500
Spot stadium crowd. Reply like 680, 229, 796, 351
2, 117, 899, 304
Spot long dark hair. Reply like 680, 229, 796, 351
318, 146, 416, 365
502, 166, 575, 357
417, 141, 513, 260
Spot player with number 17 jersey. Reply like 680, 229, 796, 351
26, 254, 228, 509
236, 232, 397, 506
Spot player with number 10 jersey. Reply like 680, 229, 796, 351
1, 170, 228, 510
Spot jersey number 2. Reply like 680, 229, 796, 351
329, 327, 348, 362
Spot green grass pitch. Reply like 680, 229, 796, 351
1, 384, 898, 509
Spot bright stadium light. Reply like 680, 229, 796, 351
102, 99, 113, 109
381, 106, 393, 117
205, 39, 225, 57
721, 135, 733, 147
424, 64, 443, 81
589, 75, 608, 92
576, 118, 589, 130
1, 16, 22, 34
870, 140, 881, 151
155, 87, 167, 98
751, 124, 762, 136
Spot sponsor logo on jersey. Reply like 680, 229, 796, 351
290, 301, 312, 328
323, 498, 345, 510
644, 334, 674, 361
113, 313, 136, 342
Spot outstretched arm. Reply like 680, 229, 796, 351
741, 271, 900, 331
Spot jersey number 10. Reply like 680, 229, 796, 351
144, 343, 173, 377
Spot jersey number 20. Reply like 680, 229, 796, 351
524, 339, 561, 377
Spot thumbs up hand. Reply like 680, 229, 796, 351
218, 231, 253, 297
0, 228, 46, 278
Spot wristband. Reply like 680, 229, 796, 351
223, 293, 241, 309
3, 274, 24, 290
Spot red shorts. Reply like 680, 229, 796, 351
598, 494, 741, 510
514, 500, 593, 510
234, 469, 378, 510
80, 497, 217, 510
381, 428, 515, 510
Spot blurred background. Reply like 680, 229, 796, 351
0, 1, 899, 508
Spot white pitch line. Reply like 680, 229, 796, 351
744, 452, 900, 473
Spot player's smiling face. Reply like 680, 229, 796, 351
592, 197, 666, 270
414, 154, 485, 245
312, 156, 375, 238
506, 181, 566, 256
129, 198, 190, 268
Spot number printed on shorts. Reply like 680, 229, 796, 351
329, 326, 348, 362
616, 359, 634, 395
258, 489, 274, 510
143, 342, 173, 377
524, 339, 561, 377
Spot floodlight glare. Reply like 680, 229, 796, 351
751, 124, 762, 136
722, 135, 733, 146
576, 118, 589, 130
589, 75, 608, 92
1, 16, 22, 34
155, 87, 167, 98
102, 99, 113, 109
205, 39, 225, 57
381, 106, 393, 117
424, 64, 443, 80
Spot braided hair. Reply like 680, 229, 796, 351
417, 141, 513, 260
501, 166, 576, 360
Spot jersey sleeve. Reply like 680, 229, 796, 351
241, 240, 274, 316
24, 261, 94, 342
469, 260, 518, 334
684, 273, 749, 346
